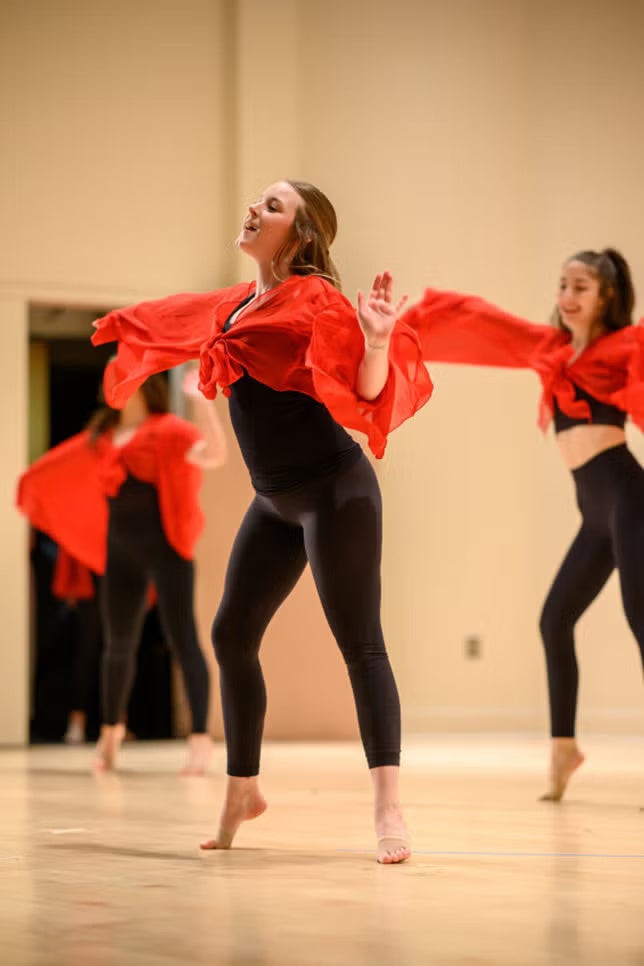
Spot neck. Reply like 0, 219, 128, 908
571, 334, 588, 351
254, 260, 290, 297
118, 398, 148, 429
570, 320, 604, 352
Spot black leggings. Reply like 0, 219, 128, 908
540, 444, 644, 736
102, 477, 209, 731
211, 453, 401, 776
70, 585, 102, 712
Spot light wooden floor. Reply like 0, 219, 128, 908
0, 734, 641, 966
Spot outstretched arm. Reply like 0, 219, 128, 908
355, 271, 408, 401
182, 369, 228, 469
401, 289, 558, 369
92, 286, 248, 408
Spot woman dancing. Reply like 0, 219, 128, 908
403, 248, 644, 800
92, 179, 433, 862
17, 371, 227, 772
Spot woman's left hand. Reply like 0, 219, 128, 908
182, 367, 202, 399
356, 271, 408, 349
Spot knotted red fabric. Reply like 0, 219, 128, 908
92, 275, 434, 458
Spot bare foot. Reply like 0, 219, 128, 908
64, 714, 86, 746
200, 776, 267, 850
370, 765, 411, 864
539, 738, 585, 802
93, 723, 126, 773
375, 804, 411, 865
180, 733, 213, 776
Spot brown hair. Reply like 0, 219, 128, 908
87, 373, 169, 441
272, 180, 342, 290
553, 248, 635, 332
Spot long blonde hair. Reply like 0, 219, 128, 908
271, 180, 342, 291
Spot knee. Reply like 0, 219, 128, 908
539, 599, 570, 653
211, 611, 232, 665
211, 610, 256, 669
338, 638, 387, 670
621, 598, 644, 658
102, 632, 133, 661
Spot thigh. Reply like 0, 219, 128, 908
150, 548, 198, 648
73, 594, 102, 672
611, 482, 644, 639
102, 531, 149, 646
214, 497, 308, 642
303, 457, 383, 643
541, 522, 614, 628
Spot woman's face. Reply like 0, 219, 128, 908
236, 181, 302, 266
557, 260, 607, 338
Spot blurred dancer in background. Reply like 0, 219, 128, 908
18, 368, 227, 773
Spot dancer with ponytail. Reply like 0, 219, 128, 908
92, 180, 432, 863
403, 248, 644, 801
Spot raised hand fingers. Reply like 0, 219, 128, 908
370, 270, 395, 304
382, 271, 394, 304
370, 272, 384, 300
394, 294, 408, 316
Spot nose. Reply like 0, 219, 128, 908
248, 202, 259, 216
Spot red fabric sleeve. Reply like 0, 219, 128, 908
619, 322, 644, 430
401, 289, 562, 368
579, 321, 644, 432
91, 286, 251, 408
401, 290, 644, 434
93, 276, 432, 459
196, 275, 432, 458
52, 549, 96, 600
155, 414, 205, 559
307, 286, 433, 458
16, 431, 108, 574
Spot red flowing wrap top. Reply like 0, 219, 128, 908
52, 547, 96, 600
91, 275, 433, 458
16, 414, 205, 577
401, 289, 644, 431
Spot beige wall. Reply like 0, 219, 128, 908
2, 0, 643, 744
296, 0, 643, 732
1, 0, 235, 298
526, 0, 644, 731
1, 0, 358, 745
0, 299, 29, 744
